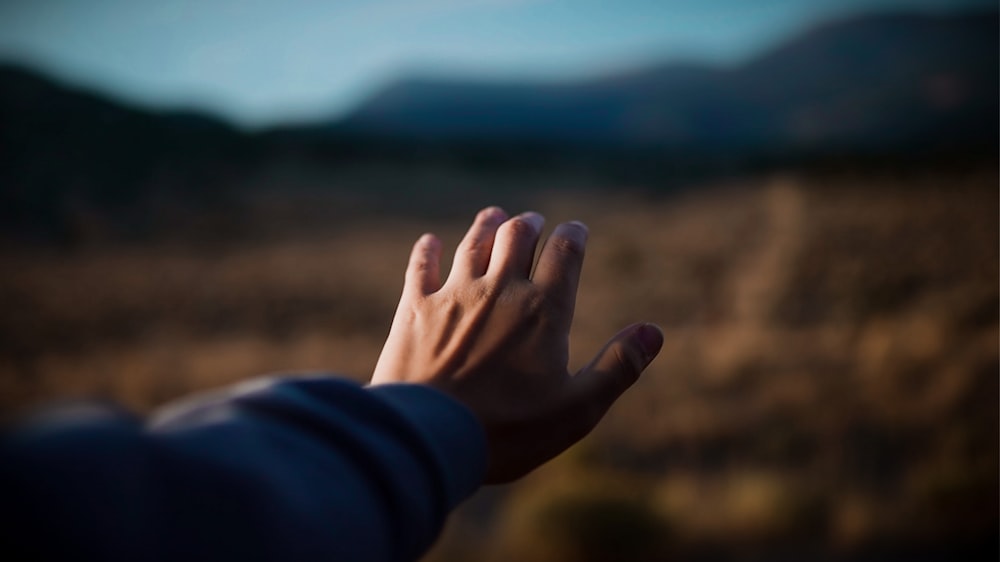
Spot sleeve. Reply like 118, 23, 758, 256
0, 376, 488, 562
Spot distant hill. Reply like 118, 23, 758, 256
337, 10, 998, 149
0, 9, 997, 243
0, 64, 255, 241
0, 64, 249, 187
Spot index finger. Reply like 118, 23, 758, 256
532, 221, 588, 312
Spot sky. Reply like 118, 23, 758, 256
0, 0, 992, 128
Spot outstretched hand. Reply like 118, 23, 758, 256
372, 207, 663, 483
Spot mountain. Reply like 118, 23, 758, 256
0, 64, 248, 198
0, 64, 256, 240
0, 9, 996, 243
338, 10, 999, 149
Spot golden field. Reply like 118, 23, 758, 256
1, 170, 996, 560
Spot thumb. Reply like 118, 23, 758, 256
572, 323, 663, 421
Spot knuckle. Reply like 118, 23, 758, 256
523, 290, 547, 316
475, 277, 501, 300
534, 281, 572, 313
461, 277, 501, 306
548, 235, 585, 259
402, 301, 422, 321
460, 238, 486, 256
502, 217, 537, 239
612, 345, 643, 385
410, 257, 432, 273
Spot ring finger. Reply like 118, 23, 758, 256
447, 206, 508, 282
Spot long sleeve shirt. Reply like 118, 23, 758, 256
0, 376, 488, 561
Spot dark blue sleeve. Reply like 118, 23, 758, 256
0, 376, 488, 562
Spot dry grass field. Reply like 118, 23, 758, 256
0, 170, 996, 560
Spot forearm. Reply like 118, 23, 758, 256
1, 376, 487, 562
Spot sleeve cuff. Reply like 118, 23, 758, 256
366, 383, 488, 508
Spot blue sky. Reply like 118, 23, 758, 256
0, 0, 991, 127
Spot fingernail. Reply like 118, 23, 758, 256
636, 323, 664, 361
520, 212, 545, 233
554, 221, 588, 245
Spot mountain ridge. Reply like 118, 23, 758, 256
0, 8, 996, 242
335, 9, 998, 148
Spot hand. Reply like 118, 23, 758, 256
371, 206, 663, 483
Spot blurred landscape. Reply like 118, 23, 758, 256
0, 5, 997, 562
